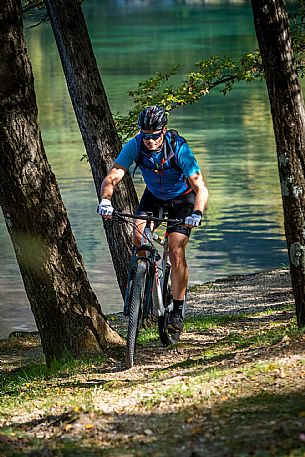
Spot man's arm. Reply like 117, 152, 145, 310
188, 172, 209, 213
101, 136, 137, 200
97, 164, 127, 217
100, 164, 127, 200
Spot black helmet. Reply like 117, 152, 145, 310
137, 105, 168, 131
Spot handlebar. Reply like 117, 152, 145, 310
112, 211, 184, 225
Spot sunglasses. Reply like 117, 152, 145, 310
141, 131, 163, 140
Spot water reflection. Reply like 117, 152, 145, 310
104, 1, 248, 5
0, 1, 288, 337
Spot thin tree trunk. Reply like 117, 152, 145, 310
251, 0, 305, 325
0, 0, 123, 366
44, 0, 139, 296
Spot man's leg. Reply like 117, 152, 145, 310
132, 218, 146, 247
167, 232, 189, 333
168, 232, 189, 300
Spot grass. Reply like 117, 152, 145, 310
1, 303, 305, 456
0, 354, 108, 419
136, 305, 298, 352
135, 312, 257, 345
184, 312, 248, 331
221, 322, 298, 347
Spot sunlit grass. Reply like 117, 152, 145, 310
221, 320, 302, 349
0, 302, 305, 457
0, 304, 300, 426
184, 312, 247, 332
129, 305, 297, 349
137, 327, 160, 345
135, 313, 244, 345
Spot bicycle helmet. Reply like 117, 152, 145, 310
137, 105, 168, 131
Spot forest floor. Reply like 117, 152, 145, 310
1, 268, 305, 456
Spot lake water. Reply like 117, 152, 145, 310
0, 0, 289, 337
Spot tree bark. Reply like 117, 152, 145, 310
251, 0, 305, 325
0, 0, 123, 366
44, 0, 139, 296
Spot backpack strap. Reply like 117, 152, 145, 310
133, 130, 185, 176
132, 137, 146, 177
166, 129, 185, 171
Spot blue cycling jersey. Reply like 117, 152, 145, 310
115, 131, 200, 200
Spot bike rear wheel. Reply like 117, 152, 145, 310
125, 260, 147, 368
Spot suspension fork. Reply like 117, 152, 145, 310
124, 230, 157, 317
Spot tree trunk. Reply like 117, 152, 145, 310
44, 0, 139, 296
0, 0, 123, 366
251, 0, 305, 325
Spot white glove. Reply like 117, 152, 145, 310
185, 211, 202, 227
97, 198, 114, 217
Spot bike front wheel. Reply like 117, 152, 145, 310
125, 259, 147, 369
158, 263, 173, 346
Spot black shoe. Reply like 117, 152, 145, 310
166, 312, 184, 334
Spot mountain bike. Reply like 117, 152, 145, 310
111, 211, 184, 368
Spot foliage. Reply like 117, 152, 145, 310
21, 1, 305, 142
22, 0, 47, 26
115, 52, 263, 142
22, 0, 44, 10
115, 1, 305, 142
290, 0, 305, 76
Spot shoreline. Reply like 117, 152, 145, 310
3, 267, 294, 342
107, 266, 294, 335
187, 266, 293, 315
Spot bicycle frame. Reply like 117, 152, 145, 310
115, 211, 182, 319
123, 217, 170, 319
111, 211, 184, 367
143, 223, 170, 318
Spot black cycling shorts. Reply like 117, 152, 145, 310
136, 187, 196, 238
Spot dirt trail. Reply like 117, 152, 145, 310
105, 268, 294, 381
2, 267, 302, 457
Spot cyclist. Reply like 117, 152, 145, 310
98, 105, 208, 340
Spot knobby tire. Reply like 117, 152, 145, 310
125, 260, 147, 368
158, 264, 172, 346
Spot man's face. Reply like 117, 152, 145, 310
141, 127, 166, 152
